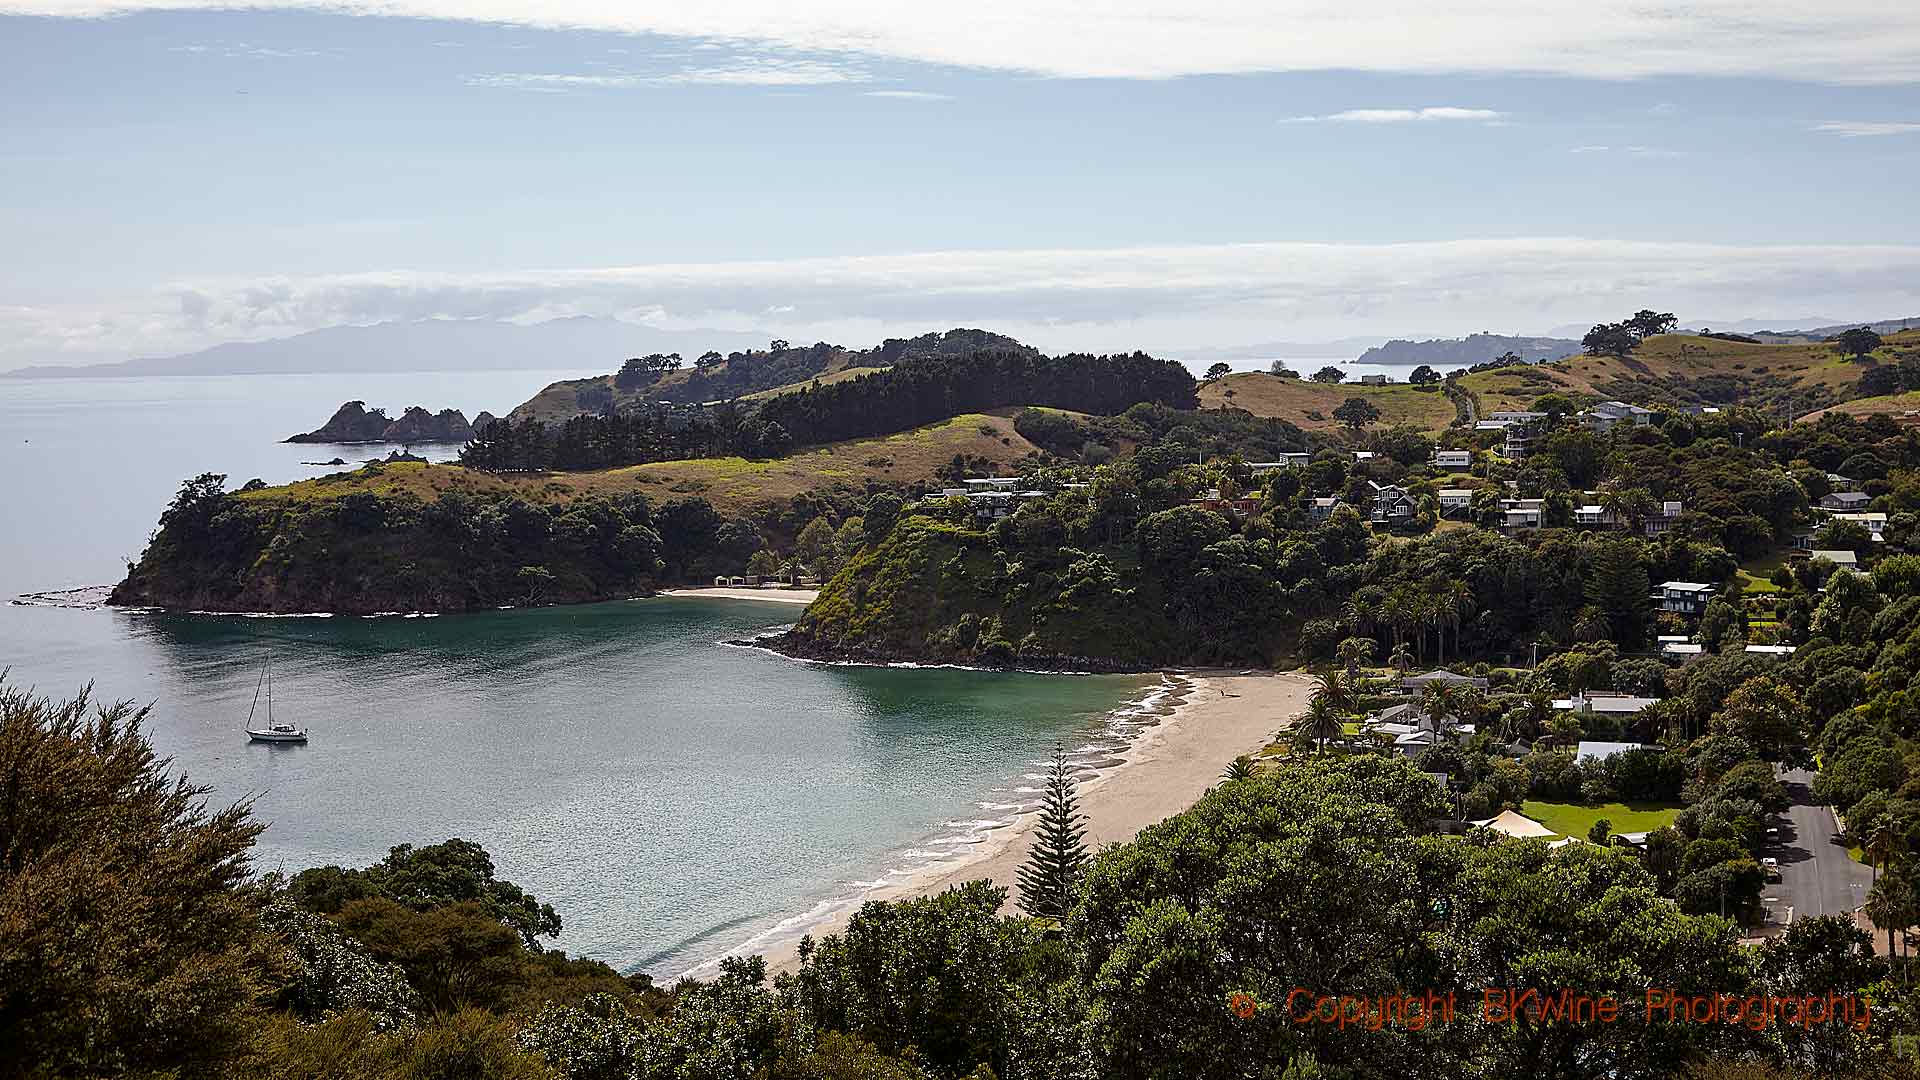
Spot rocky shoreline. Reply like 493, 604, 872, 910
737, 629, 1158, 675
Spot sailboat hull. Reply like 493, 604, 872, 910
247, 729, 308, 743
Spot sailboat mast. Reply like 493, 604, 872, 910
265, 650, 273, 725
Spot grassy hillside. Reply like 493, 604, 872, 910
507, 347, 881, 425
1196, 374, 1457, 432
1458, 330, 1920, 416
244, 411, 1042, 516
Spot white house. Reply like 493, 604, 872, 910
1359, 373, 1391, 385
1501, 498, 1546, 530
1308, 496, 1344, 522
1438, 488, 1474, 516
1745, 644, 1797, 656
1574, 740, 1662, 764
1574, 503, 1614, 528
1831, 511, 1887, 539
1554, 691, 1661, 717
1653, 581, 1715, 615
1432, 449, 1472, 469
1581, 400, 1656, 432
1661, 642, 1705, 659
1810, 549, 1859, 569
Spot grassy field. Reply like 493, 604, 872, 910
1198, 373, 1457, 433
1521, 800, 1681, 838
1458, 330, 1920, 416
239, 411, 1044, 515
737, 364, 888, 401
1736, 552, 1788, 594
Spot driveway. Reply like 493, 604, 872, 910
1767, 767, 1874, 923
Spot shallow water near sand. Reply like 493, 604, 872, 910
0, 370, 1152, 976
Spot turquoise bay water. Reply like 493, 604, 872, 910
0, 370, 1150, 975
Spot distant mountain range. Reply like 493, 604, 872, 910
0, 317, 768, 378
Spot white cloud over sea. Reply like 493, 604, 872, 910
9, 238, 1920, 369
11, 1, 1920, 84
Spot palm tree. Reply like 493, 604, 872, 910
1867, 821, 1908, 957
1299, 695, 1344, 753
1336, 636, 1376, 680
1312, 670, 1354, 713
1421, 681, 1458, 732
1390, 640, 1415, 673
1222, 755, 1256, 782
1440, 579, 1474, 664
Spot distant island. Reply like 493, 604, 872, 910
285, 401, 496, 444
1354, 332, 1579, 368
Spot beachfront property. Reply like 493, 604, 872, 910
1399, 668, 1489, 693
1580, 400, 1656, 433
1653, 580, 1715, 616
1437, 488, 1474, 517
1365, 701, 1476, 757
1431, 449, 1472, 469
1821, 491, 1871, 511
1554, 690, 1662, 718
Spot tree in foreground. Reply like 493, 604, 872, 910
1017, 749, 1089, 918
1834, 327, 1884, 360
0, 678, 275, 1077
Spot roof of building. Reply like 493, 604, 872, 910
1658, 581, 1715, 593
1662, 643, 1705, 655
1438, 488, 1473, 498
1811, 549, 1859, 565
1575, 740, 1662, 763
1403, 669, 1485, 685
1555, 694, 1661, 714
1472, 810, 1558, 839
1745, 644, 1797, 655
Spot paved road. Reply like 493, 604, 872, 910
1768, 767, 1873, 923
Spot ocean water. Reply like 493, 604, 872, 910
0, 370, 1152, 976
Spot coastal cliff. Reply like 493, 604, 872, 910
108, 466, 686, 614
286, 401, 494, 444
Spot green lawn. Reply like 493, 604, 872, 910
1736, 552, 1789, 594
1520, 800, 1682, 838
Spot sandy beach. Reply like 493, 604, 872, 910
750, 669, 1314, 974
661, 587, 821, 605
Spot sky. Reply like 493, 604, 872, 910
3, 2, 1920, 369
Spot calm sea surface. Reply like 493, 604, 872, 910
0, 370, 1150, 976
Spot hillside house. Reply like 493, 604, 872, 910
1644, 500, 1684, 537
1191, 490, 1262, 516
1432, 449, 1472, 469
1438, 488, 1474, 516
1581, 400, 1655, 433
1500, 498, 1545, 531
1308, 496, 1344, 522
1831, 511, 1887, 539
1359, 373, 1391, 385
1574, 503, 1614, 528
1821, 491, 1871, 511
1249, 452, 1312, 473
1369, 482, 1418, 523
1810, 549, 1859, 569
1653, 581, 1715, 615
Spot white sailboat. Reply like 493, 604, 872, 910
244, 651, 308, 743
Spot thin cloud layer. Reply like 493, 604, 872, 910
1287, 107, 1507, 123
9, 238, 1919, 369
11, 1, 1920, 83
1815, 120, 1920, 137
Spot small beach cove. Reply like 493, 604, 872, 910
746, 669, 1314, 976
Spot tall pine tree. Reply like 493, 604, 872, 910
1018, 749, 1089, 919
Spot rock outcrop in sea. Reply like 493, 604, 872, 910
285, 401, 480, 444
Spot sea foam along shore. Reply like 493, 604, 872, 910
715, 669, 1314, 979
660, 587, 820, 606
